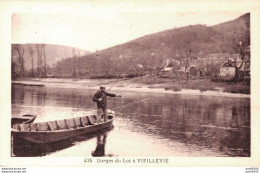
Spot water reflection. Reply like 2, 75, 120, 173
118, 97, 250, 156
12, 85, 250, 157
91, 133, 107, 157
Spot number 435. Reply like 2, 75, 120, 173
84, 158, 92, 163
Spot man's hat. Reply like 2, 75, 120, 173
100, 86, 105, 89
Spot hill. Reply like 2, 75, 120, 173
212, 13, 250, 37
19, 13, 250, 78
98, 13, 249, 60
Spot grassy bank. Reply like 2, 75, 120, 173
127, 77, 250, 94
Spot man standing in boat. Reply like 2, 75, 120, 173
93, 86, 121, 123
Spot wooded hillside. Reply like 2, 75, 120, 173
12, 13, 250, 79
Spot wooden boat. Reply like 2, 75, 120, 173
12, 111, 114, 144
11, 114, 37, 128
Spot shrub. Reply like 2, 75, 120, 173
172, 86, 181, 92
224, 85, 250, 94
164, 85, 181, 92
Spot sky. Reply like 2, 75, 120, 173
11, 1, 246, 52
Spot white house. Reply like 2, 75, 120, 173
219, 59, 236, 79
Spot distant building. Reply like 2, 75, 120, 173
219, 66, 236, 80
137, 64, 143, 68
218, 56, 250, 80
161, 66, 174, 77
186, 64, 206, 79
219, 59, 236, 80
46, 74, 55, 78
160, 59, 178, 77
161, 58, 206, 79
161, 67, 173, 72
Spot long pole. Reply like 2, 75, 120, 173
106, 66, 133, 92
106, 76, 121, 92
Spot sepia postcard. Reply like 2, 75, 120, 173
0, 0, 260, 168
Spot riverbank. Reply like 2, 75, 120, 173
12, 77, 250, 98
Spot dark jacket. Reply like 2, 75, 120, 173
93, 90, 116, 109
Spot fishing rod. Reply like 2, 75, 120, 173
106, 75, 121, 92
106, 65, 135, 92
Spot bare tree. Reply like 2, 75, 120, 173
232, 37, 250, 78
130, 57, 146, 77
13, 45, 25, 77
35, 44, 44, 77
171, 29, 200, 81
72, 48, 79, 78
42, 45, 47, 77
11, 60, 17, 79
173, 40, 193, 81
104, 54, 112, 78
28, 45, 34, 77
146, 52, 161, 76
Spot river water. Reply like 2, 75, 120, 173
11, 85, 250, 157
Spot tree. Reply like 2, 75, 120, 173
35, 44, 44, 77
72, 48, 76, 77
125, 56, 145, 77
99, 51, 117, 78
145, 52, 165, 77
231, 14, 250, 79
11, 60, 17, 79
13, 45, 25, 77
232, 36, 250, 78
42, 44, 47, 77
28, 45, 35, 77
173, 37, 196, 81
104, 54, 115, 78
72, 48, 79, 78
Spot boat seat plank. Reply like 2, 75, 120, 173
49, 121, 59, 130
30, 123, 38, 131
47, 122, 54, 131
56, 120, 68, 130
88, 115, 97, 124
81, 116, 90, 126
65, 118, 77, 129
37, 122, 49, 131
19, 124, 30, 131
75, 117, 83, 127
